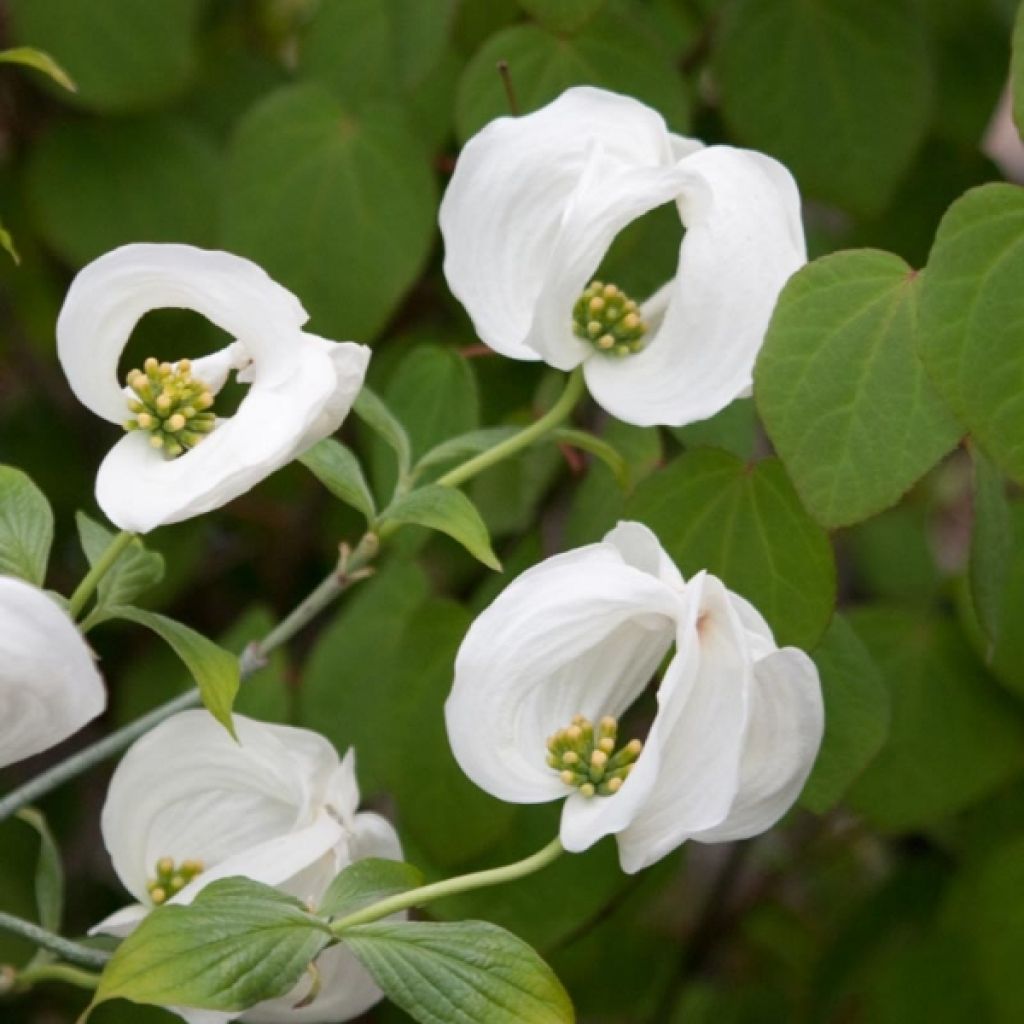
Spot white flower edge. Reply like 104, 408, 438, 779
0, 576, 106, 768
439, 86, 806, 427
57, 244, 371, 533
445, 522, 824, 873
95, 711, 402, 1024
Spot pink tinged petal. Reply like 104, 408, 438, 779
439, 86, 679, 364
584, 145, 807, 427
687, 647, 824, 844
0, 577, 106, 769
616, 574, 757, 873
445, 542, 682, 806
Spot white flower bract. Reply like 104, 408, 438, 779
444, 522, 824, 873
0, 576, 106, 768
57, 244, 371, 533
95, 711, 403, 1024
439, 86, 806, 427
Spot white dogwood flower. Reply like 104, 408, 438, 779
0, 576, 105, 768
439, 86, 805, 427
445, 522, 824, 873
57, 244, 371, 533
95, 711, 402, 1024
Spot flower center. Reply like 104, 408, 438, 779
123, 357, 216, 459
546, 714, 643, 798
146, 856, 204, 905
572, 281, 648, 357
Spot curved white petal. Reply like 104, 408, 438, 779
603, 521, 686, 589
349, 811, 404, 863
446, 538, 681, 806
89, 902, 148, 938
616, 574, 756, 873
0, 577, 106, 768
584, 145, 806, 427
101, 712, 339, 904
440, 87, 678, 363
688, 647, 823, 843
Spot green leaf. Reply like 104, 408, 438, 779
0, 45, 75, 90
0, 465, 54, 585
381, 485, 502, 571
517, 0, 605, 32
456, 17, 690, 141
320, 859, 423, 919
416, 427, 520, 475
9, 0, 203, 113
800, 616, 890, 813
713, 0, 931, 214
90, 878, 331, 1015
918, 184, 1024, 484
755, 250, 961, 528
76, 512, 165, 610
353, 386, 413, 485
550, 428, 629, 489
846, 607, 1024, 829
105, 606, 239, 735
15, 809, 63, 934
984, 502, 1024, 697
0, 219, 19, 264
1012, 0, 1024, 139
26, 115, 221, 266
342, 920, 575, 1024
969, 448, 1012, 648
670, 397, 757, 460
626, 449, 836, 648
224, 83, 437, 341
300, 439, 376, 523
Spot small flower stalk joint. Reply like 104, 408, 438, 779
546, 714, 643, 797
123, 357, 216, 458
572, 280, 647, 357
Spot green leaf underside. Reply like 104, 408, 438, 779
969, 448, 1012, 647
0, 219, 19, 263
320, 858, 424, 919
105, 606, 239, 734
382, 485, 502, 571
0, 45, 76, 89
353, 385, 413, 480
300, 438, 376, 522
417, 427, 520, 475
756, 249, 961, 528
1011, 1, 1024, 139
16, 808, 64, 935
343, 920, 575, 1024
91, 878, 331, 1013
626, 449, 835, 648
918, 184, 1024, 484
0, 465, 54, 585
76, 512, 165, 609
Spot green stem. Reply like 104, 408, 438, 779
435, 368, 585, 490
8, 962, 101, 993
331, 837, 565, 933
66, 530, 136, 620
0, 912, 109, 970
0, 535, 379, 824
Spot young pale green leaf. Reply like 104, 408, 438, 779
626, 449, 835, 648
105, 606, 239, 735
550, 428, 630, 490
918, 184, 1024, 484
0, 218, 20, 264
714, 0, 930, 214
755, 250, 961, 528
0, 45, 75, 90
800, 616, 890, 813
300, 438, 376, 523
0, 465, 54, 585
342, 920, 575, 1024
75, 512, 165, 610
353, 385, 412, 483
970, 448, 1012, 649
16, 808, 64, 934
88, 877, 332, 1017
320, 859, 423, 919
381, 485, 502, 572
416, 427, 519, 475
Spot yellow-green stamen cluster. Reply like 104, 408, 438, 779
147, 857, 204, 906
546, 714, 643, 798
123, 357, 216, 458
572, 280, 647, 357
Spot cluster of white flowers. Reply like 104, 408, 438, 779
0, 87, 822, 1024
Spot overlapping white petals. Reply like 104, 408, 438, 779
440, 86, 806, 427
0, 576, 106, 768
57, 244, 371, 533
97, 711, 402, 1024
445, 522, 825, 873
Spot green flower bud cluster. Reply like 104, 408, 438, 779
147, 856, 204, 906
546, 714, 643, 798
123, 357, 216, 458
572, 280, 647, 357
